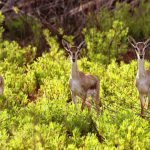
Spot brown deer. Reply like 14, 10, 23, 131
62, 39, 101, 114
0, 75, 4, 95
128, 36, 150, 116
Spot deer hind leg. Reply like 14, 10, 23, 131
81, 97, 86, 111
94, 97, 100, 115
139, 94, 145, 116
91, 92, 100, 115
81, 99, 92, 112
85, 100, 92, 112
81, 95, 92, 112
94, 81, 101, 115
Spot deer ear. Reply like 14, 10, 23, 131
128, 36, 136, 48
77, 41, 85, 52
144, 38, 150, 49
62, 39, 70, 52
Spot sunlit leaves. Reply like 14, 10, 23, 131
0, 13, 149, 149
84, 20, 128, 64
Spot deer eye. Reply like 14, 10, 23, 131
67, 51, 71, 55
135, 47, 138, 51
77, 51, 80, 55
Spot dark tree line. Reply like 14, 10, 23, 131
0, 0, 149, 55
0, 0, 143, 36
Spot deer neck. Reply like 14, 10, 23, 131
71, 61, 79, 79
137, 58, 145, 78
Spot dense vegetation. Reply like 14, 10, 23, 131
0, 1, 150, 149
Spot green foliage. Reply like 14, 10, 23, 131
88, 1, 150, 40
115, 1, 150, 39
5, 16, 27, 39
0, 12, 4, 39
0, 13, 149, 149
94, 109, 150, 150
84, 20, 128, 64
5, 15, 42, 50
0, 41, 36, 66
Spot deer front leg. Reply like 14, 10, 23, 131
71, 92, 77, 104
139, 94, 145, 116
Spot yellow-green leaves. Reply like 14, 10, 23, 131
84, 20, 128, 64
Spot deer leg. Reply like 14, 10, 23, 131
93, 96, 100, 115
85, 100, 92, 112
71, 92, 77, 104
81, 96, 86, 111
139, 94, 145, 116
94, 82, 101, 115
148, 91, 150, 109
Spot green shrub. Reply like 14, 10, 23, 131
84, 20, 128, 64
0, 12, 149, 149
87, 1, 150, 40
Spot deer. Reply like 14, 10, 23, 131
0, 75, 4, 95
128, 36, 150, 116
62, 39, 101, 115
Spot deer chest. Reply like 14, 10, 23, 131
136, 78, 149, 94
69, 79, 84, 95
0, 87, 3, 94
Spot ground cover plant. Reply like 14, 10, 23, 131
0, 11, 150, 150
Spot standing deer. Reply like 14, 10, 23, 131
62, 39, 101, 114
128, 36, 150, 116
0, 75, 4, 95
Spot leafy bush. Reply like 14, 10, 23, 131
84, 20, 128, 64
5, 15, 42, 49
87, 1, 150, 40
0, 12, 149, 149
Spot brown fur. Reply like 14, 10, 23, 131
0, 75, 4, 94
128, 36, 150, 116
62, 40, 101, 114
69, 70, 101, 114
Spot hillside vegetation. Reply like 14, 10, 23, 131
0, 7, 150, 148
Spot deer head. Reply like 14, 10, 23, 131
62, 39, 85, 62
128, 36, 150, 60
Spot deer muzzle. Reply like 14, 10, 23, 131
140, 55, 143, 59
72, 58, 76, 62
